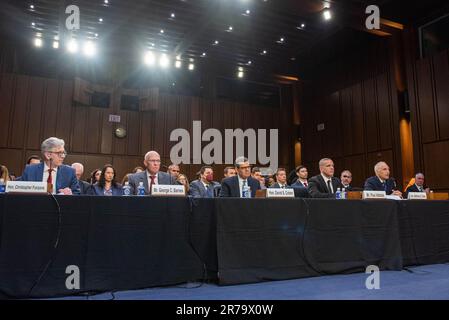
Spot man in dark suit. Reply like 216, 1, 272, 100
270, 168, 289, 189
71, 162, 92, 195
20, 137, 80, 195
340, 170, 354, 191
189, 166, 220, 198
128, 151, 176, 195
219, 156, 261, 198
405, 173, 429, 198
308, 158, 342, 198
364, 161, 402, 197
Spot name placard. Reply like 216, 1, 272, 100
407, 192, 427, 200
363, 190, 386, 199
266, 188, 295, 198
6, 181, 47, 193
151, 184, 185, 197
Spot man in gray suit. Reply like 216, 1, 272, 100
128, 151, 176, 195
189, 166, 220, 198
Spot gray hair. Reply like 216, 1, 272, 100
71, 162, 84, 173
234, 156, 248, 168
374, 161, 387, 174
41, 137, 65, 153
415, 173, 425, 179
319, 158, 333, 167
144, 151, 160, 160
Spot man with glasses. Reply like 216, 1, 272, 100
340, 170, 353, 191
219, 156, 261, 198
20, 137, 80, 195
167, 164, 181, 179
128, 150, 176, 195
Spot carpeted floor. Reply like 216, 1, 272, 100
50, 264, 449, 300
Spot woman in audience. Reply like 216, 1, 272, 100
176, 173, 189, 194
90, 168, 101, 184
89, 164, 123, 196
1, 165, 11, 182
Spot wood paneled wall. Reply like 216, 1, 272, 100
406, 46, 449, 192
301, 36, 403, 189
0, 73, 295, 181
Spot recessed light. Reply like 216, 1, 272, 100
323, 10, 332, 20
247, 60, 252, 65
99, 18, 103, 22
160, 29, 164, 34
201, 52, 206, 57
30, 4, 34, 9
31, 22, 35, 26
34, 38, 42, 47
213, 40, 219, 45
171, 13, 175, 18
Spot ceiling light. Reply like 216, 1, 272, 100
31, 22, 35, 26
30, 4, 34, 9
104, 0, 109, 4
144, 51, 156, 66
34, 38, 42, 47
67, 39, 78, 53
323, 10, 332, 20
301, 23, 306, 28
171, 13, 175, 18
159, 53, 170, 68
160, 29, 164, 34
247, 60, 252, 65
214, 40, 219, 45
54, 35, 59, 41
238, 71, 244, 78
83, 41, 96, 57
53, 41, 59, 49
99, 18, 103, 22
228, 26, 233, 31
175, 60, 182, 68
201, 52, 206, 57
188, 63, 194, 71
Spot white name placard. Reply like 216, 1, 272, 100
407, 192, 427, 200
6, 181, 47, 193
363, 190, 386, 199
151, 184, 185, 197
266, 188, 295, 198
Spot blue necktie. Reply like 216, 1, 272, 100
206, 184, 213, 198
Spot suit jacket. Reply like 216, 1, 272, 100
270, 183, 289, 189
89, 183, 123, 196
189, 180, 221, 198
290, 181, 309, 198
308, 174, 342, 198
219, 176, 261, 198
405, 184, 427, 198
364, 176, 397, 195
21, 163, 80, 195
78, 180, 92, 195
128, 170, 176, 195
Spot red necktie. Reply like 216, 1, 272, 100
304, 181, 308, 187
47, 169, 53, 193
149, 175, 155, 194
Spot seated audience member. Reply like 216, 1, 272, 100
219, 157, 261, 198
267, 175, 276, 188
292, 165, 308, 188
9, 172, 16, 181
177, 174, 190, 194
89, 164, 123, 196
128, 151, 176, 195
121, 173, 131, 186
308, 158, 343, 198
189, 166, 220, 198
132, 166, 144, 174
405, 173, 430, 198
20, 137, 80, 195
1, 165, 11, 183
251, 167, 266, 189
90, 169, 101, 185
340, 170, 353, 191
223, 166, 237, 179
364, 161, 402, 197
71, 162, 91, 195
167, 164, 181, 179
270, 168, 289, 189
27, 155, 41, 165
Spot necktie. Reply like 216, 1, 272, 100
47, 168, 53, 193
327, 179, 333, 194
281, 185, 285, 189
304, 181, 308, 187
206, 184, 214, 198
242, 180, 247, 198
149, 175, 155, 194
382, 182, 386, 192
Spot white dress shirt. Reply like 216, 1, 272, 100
321, 174, 334, 193
238, 176, 248, 198
42, 163, 58, 194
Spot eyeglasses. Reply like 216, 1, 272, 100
147, 159, 161, 164
239, 166, 251, 170
342, 175, 352, 178
50, 151, 67, 157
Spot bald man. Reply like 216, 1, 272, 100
364, 161, 402, 197
128, 151, 176, 195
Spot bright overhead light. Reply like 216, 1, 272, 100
171, 13, 175, 18
175, 60, 182, 68
67, 39, 78, 53
104, 0, 109, 4
31, 22, 35, 26
53, 41, 59, 49
54, 35, 59, 41
323, 9, 332, 20
228, 26, 233, 31
83, 40, 96, 57
144, 51, 156, 66
238, 71, 244, 78
34, 38, 43, 47
245, 9, 250, 15
98, 18, 103, 22
160, 29, 164, 34
301, 23, 306, 28
188, 63, 194, 71
30, 4, 34, 9
201, 52, 206, 57
214, 40, 219, 45
261, 50, 267, 55
247, 60, 252, 65
238, 67, 243, 72
159, 53, 170, 68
